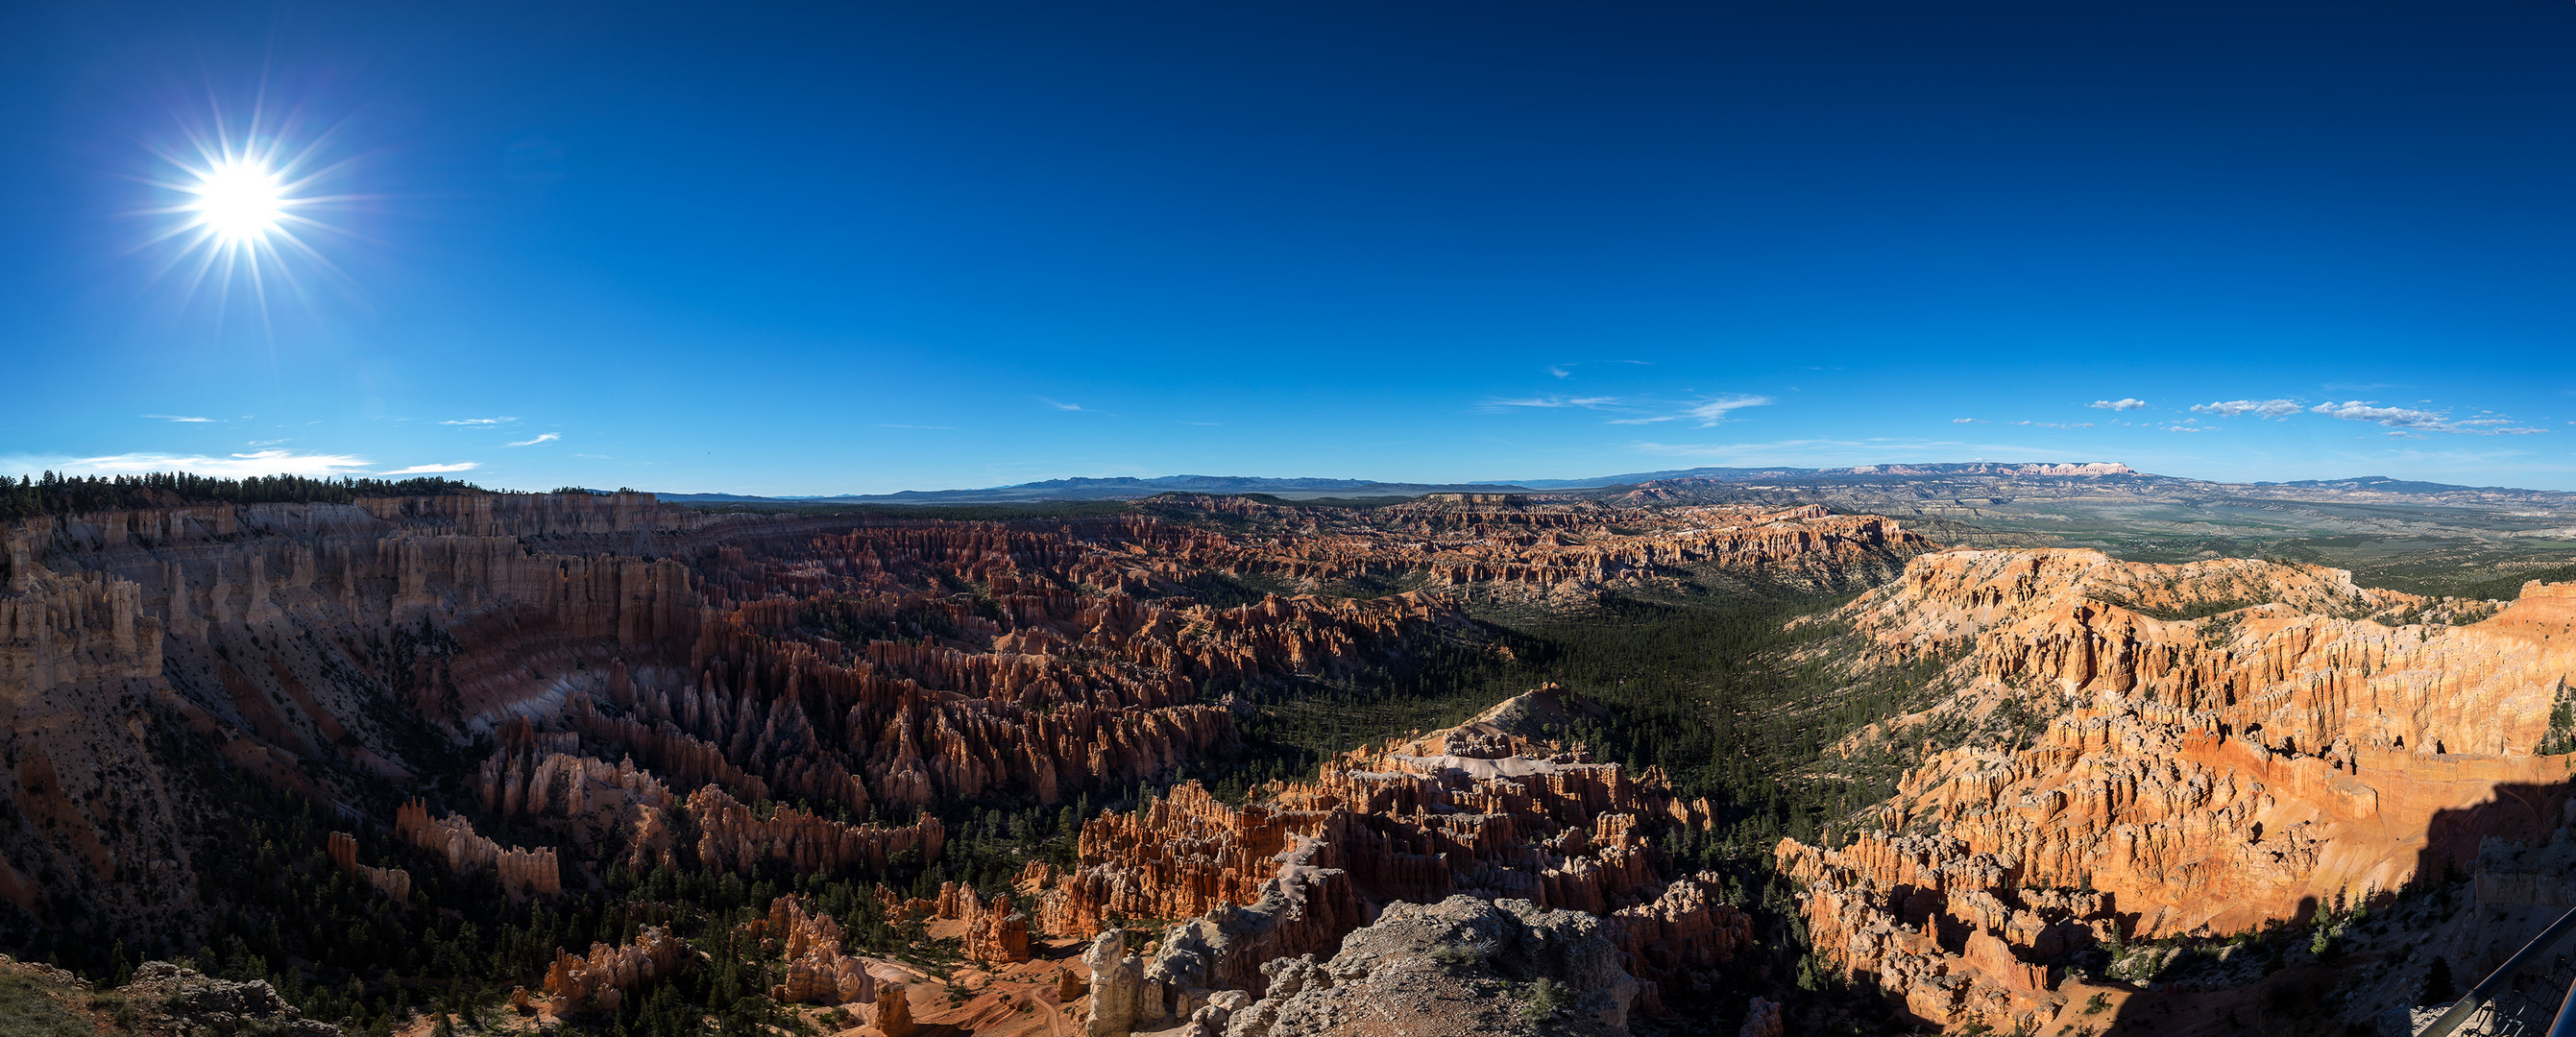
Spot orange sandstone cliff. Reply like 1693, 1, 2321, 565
1777, 548, 2576, 1031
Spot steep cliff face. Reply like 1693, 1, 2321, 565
1777, 548, 2576, 1032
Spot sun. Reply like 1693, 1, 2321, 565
188, 157, 290, 243
138, 109, 364, 316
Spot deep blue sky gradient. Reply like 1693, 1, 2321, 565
4, 1, 2571, 493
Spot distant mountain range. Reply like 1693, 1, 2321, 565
655, 462, 2576, 506
651, 463, 2576, 560
653, 474, 1535, 505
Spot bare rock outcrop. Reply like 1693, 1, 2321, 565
1219, 895, 1640, 1037
1083, 930, 1149, 1037
114, 960, 341, 1037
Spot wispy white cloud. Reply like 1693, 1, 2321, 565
1483, 391, 1768, 426
504, 432, 561, 447
1039, 398, 1087, 412
2310, 400, 2547, 435
2088, 398, 2148, 411
2012, 421, 2096, 429
1952, 418, 1987, 424
1685, 395, 1773, 426
2192, 399, 2303, 419
1480, 396, 1624, 411
1546, 360, 1652, 379
143, 414, 216, 422
31, 449, 374, 478
440, 417, 519, 426
380, 462, 480, 475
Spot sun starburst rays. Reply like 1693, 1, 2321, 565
135, 109, 368, 327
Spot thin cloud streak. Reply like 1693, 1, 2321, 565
1478, 396, 1624, 411
1686, 396, 1772, 425
25, 449, 374, 478
504, 432, 561, 446
2310, 400, 2547, 435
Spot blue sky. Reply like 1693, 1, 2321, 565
3, 1, 2572, 494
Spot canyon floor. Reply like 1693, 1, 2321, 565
4, 471, 2575, 1036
